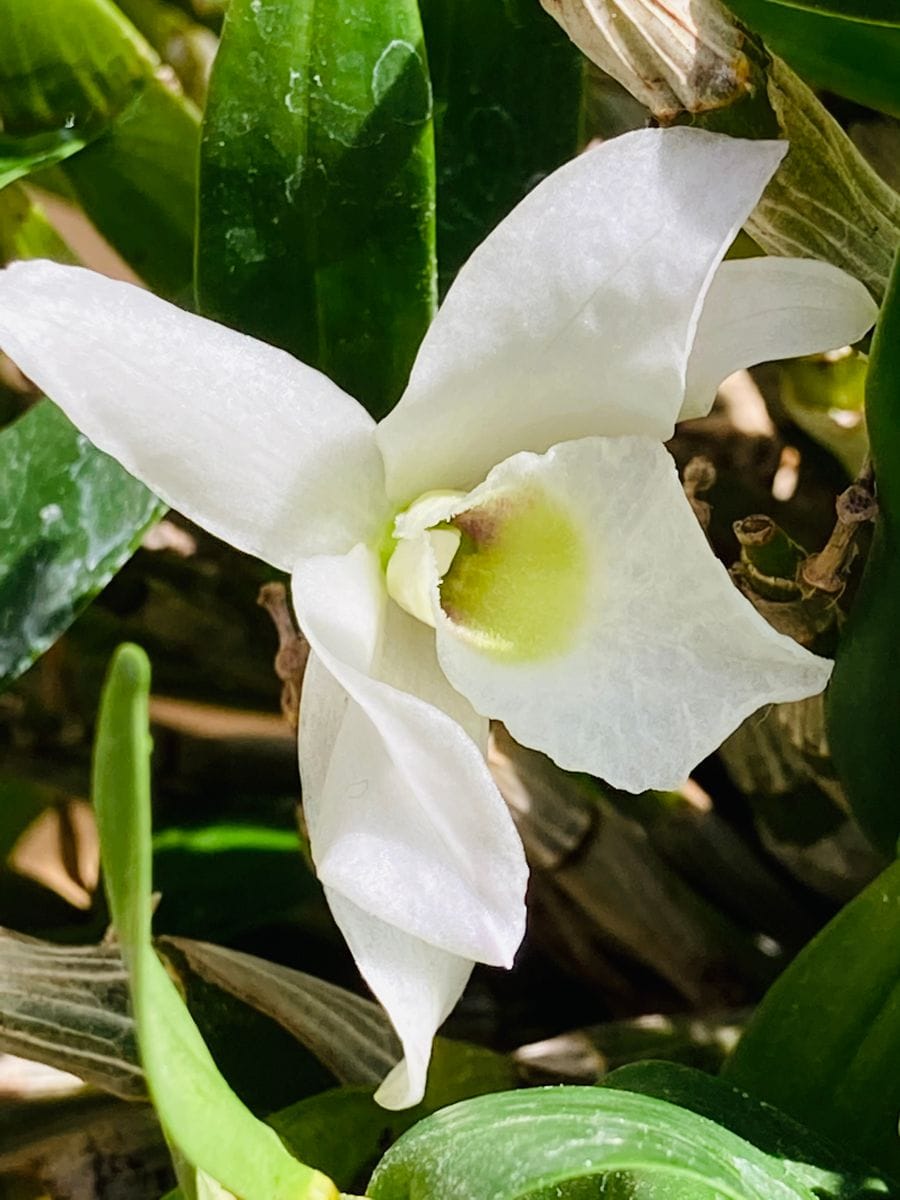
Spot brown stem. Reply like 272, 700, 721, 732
257, 583, 308, 731
801, 458, 877, 595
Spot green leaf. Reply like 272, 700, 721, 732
271, 1043, 516, 1192
725, 0, 900, 116
745, 0, 899, 24
0, 402, 163, 690
0, 927, 395, 1103
62, 81, 199, 299
151, 822, 322, 941
421, 0, 583, 292
367, 1086, 821, 1199
0, 0, 199, 298
160, 937, 401, 1088
93, 644, 336, 1200
604, 1061, 894, 1199
0, 183, 76, 263
828, 249, 900, 852
197, 0, 435, 418
723, 856, 900, 1180
0, 129, 90, 191
113, 0, 218, 105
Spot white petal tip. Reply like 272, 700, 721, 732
374, 1058, 426, 1111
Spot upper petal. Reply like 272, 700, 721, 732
0, 261, 386, 567
682, 257, 878, 422
377, 127, 786, 503
431, 438, 832, 793
292, 545, 527, 967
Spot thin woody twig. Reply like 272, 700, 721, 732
801, 458, 877, 595
257, 583, 309, 731
682, 455, 717, 531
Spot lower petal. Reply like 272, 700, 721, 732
432, 438, 832, 793
325, 888, 473, 1110
293, 547, 527, 967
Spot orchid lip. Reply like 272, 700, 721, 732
384, 479, 590, 663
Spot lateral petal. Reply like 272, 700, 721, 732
682, 257, 878, 421
0, 261, 386, 566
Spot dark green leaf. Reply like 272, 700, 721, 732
62, 82, 199, 299
724, 857, 900, 1180
604, 1060, 894, 1199
368, 1086, 820, 1199
747, 0, 899, 24
828, 248, 900, 851
0, 927, 394, 1103
197, 0, 435, 418
113, 0, 217, 105
725, 0, 900, 116
152, 822, 322, 942
0, 183, 75, 263
0, 402, 163, 690
93, 644, 333, 1200
157, 936, 401, 1089
271, 1043, 516, 1192
0, 0, 199, 298
270, 1087, 398, 1193
421, 0, 583, 292
0, 129, 90, 191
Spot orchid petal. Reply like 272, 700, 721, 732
432, 438, 832, 793
377, 128, 786, 502
326, 889, 472, 1111
292, 546, 526, 967
0, 261, 386, 566
682, 257, 878, 422
298, 653, 473, 1110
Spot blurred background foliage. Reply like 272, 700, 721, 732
1, 0, 900, 1197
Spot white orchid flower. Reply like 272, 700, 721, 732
0, 128, 876, 1109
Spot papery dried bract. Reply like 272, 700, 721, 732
541, 0, 751, 120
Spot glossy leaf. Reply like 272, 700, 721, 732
0, 183, 75, 263
0, 0, 199, 297
604, 1061, 894, 1199
0, 183, 162, 690
152, 822, 322, 942
725, 0, 900, 116
158, 937, 401, 1088
828, 249, 900, 851
93, 644, 335, 1200
0, 402, 163, 689
0, 129, 90, 191
368, 1086, 820, 1200
271, 1043, 516, 1192
63, 82, 199, 298
724, 857, 900, 1180
421, 0, 583, 292
114, 0, 218, 105
197, 0, 435, 418
751, 0, 899, 23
